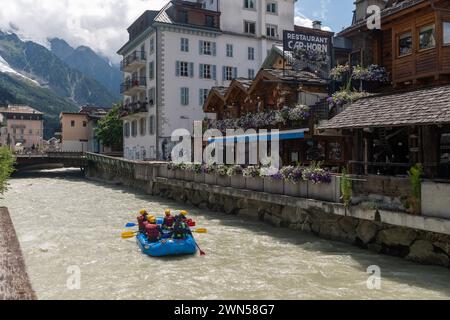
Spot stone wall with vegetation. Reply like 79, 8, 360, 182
85, 154, 450, 268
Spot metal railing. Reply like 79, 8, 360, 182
120, 51, 146, 71
120, 77, 147, 94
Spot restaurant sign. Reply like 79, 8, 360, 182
283, 30, 331, 55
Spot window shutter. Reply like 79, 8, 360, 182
189, 62, 194, 78
176, 61, 180, 77
199, 89, 203, 106
186, 88, 189, 105
199, 40, 203, 55
199, 64, 204, 79
222, 66, 226, 81
212, 65, 216, 80
212, 42, 217, 56
233, 67, 238, 79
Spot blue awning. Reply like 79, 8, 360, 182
207, 128, 309, 143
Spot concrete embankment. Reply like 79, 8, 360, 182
0, 207, 36, 300
85, 153, 450, 268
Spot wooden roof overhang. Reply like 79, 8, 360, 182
203, 88, 226, 114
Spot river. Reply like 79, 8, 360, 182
2, 169, 450, 300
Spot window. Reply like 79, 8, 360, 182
131, 120, 138, 137
179, 10, 188, 23
148, 87, 156, 106
200, 40, 216, 55
223, 66, 237, 81
176, 61, 193, 77
244, 0, 255, 9
266, 24, 277, 38
199, 89, 209, 106
140, 118, 147, 136
181, 38, 189, 52
419, 25, 436, 50
199, 64, 216, 79
181, 87, 189, 106
71, 120, 75, 127
248, 47, 255, 60
149, 61, 155, 79
150, 37, 154, 54
244, 21, 256, 35
149, 115, 155, 135
398, 32, 412, 56
226, 44, 233, 57
205, 15, 214, 28
444, 22, 450, 45
82, 121, 87, 127
266, 1, 277, 13
248, 68, 255, 79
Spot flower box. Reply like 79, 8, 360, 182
158, 164, 168, 178
264, 177, 284, 194
167, 169, 176, 179
194, 173, 205, 184
230, 175, 246, 189
175, 169, 185, 180
246, 177, 264, 192
284, 181, 308, 198
184, 171, 194, 182
307, 176, 340, 202
217, 175, 231, 187
205, 173, 217, 185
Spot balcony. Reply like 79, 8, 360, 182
119, 101, 148, 118
120, 51, 146, 73
120, 77, 147, 96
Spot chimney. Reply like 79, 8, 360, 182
312, 21, 322, 30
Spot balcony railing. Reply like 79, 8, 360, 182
119, 101, 148, 118
120, 51, 146, 72
120, 77, 147, 95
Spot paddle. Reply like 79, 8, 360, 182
121, 228, 207, 239
194, 241, 206, 256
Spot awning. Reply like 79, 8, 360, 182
208, 128, 309, 143
319, 84, 450, 130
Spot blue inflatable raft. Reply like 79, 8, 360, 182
136, 232, 197, 257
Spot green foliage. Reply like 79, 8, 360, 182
340, 168, 352, 208
0, 147, 15, 195
407, 163, 423, 215
95, 104, 123, 149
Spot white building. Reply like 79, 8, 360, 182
118, 0, 296, 160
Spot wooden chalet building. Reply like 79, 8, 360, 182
319, 0, 450, 178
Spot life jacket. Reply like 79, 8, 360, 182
137, 215, 146, 232
145, 224, 160, 242
173, 221, 188, 239
163, 215, 175, 228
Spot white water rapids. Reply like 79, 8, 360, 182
2, 169, 450, 300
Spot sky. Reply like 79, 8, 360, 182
0, 0, 354, 63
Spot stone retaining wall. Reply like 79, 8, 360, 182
0, 207, 36, 300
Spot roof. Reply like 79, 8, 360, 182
210, 86, 228, 98
338, 0, 426, 37
319, 85, 450, 130
0, 105, 43, 115
262, 68, 328, 85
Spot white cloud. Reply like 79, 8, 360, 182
0, 0, 333, 63
0, 0, 169, 63
294, 14, 332, 32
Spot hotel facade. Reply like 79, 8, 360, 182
118, 0, 296, 160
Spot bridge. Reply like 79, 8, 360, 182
14, 152, 88, 170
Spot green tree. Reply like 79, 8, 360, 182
0, 147, 15, 195
95, 103, 123, 150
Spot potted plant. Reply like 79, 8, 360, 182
192, 163, 205, 184
167, 162, 176, 179
303, 162, 337, 202
216, 164, 231, 187
282, 166, 307, 197
262, 167, 285, 194
228, 165, 245, 189
183, 163, 195, 182
203, 163, 217, 185
243, 166, 263, 191
174, 163, 186, 180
